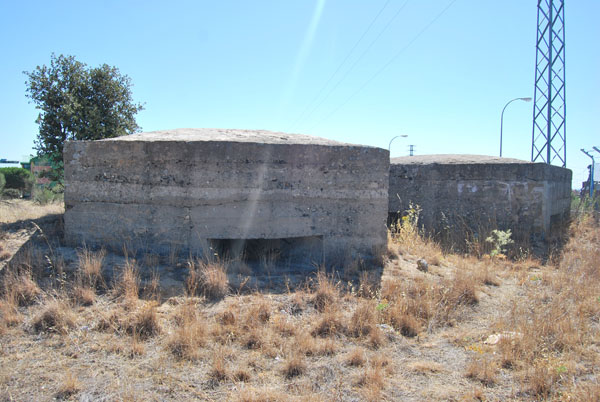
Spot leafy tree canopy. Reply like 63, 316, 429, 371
24, 54, 144, 169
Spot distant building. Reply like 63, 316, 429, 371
20, 155, 55, 187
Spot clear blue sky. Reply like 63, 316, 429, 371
1, 1, 598, 188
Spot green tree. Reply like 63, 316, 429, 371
0, 167, 34, 196
24, 54, 144, 170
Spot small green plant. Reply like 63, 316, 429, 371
376, 301, 389, 312
485, 229, 514, 258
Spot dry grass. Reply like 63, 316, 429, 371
76, 247, 105, 288
55, 371, 81, 399
32, 299, 75, 334
282, 353, 306, 379
465, 357, 497, 386
346, 347, 367, 367
186, 259, 229, 300
1, 199, 599, 401
409, 360, 445, 374
0, 199, 64, 224
2, 271, 41, 306
311, 271, 338, 313
167, 303, 205, 360
115, 259, 140, 301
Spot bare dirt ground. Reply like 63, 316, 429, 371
0, 200, 598, 401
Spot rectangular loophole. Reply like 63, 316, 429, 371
208, 236, 323, 263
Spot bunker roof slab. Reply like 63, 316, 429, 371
390, 154, 528, 165
99, 128, 361, 147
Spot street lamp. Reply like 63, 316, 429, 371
388, 135, 408, 155
500, 97, 532, 157
581, 149, 595, 197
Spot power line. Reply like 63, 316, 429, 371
292, 0, 410, 131
288, 0, 393, 131
308, 0, 458, 131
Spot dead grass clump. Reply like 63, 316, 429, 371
243, 328, 264, 350
316, 337, 337, 356
76, 248, 105, 288
357, 271, 379, 298
312, 271, 338, 313
346, 347, 367, 367
522, 363, 559, 398
465, 357, 497, 387
72, 285, 95, 306
356, 365, 385, 401
311, 311, 345, 338
3, 271, 41, 306
124, 303, 161, 339
234, 387, 287, 402
409, 360, 445, 374
0, 297, 22, 327
348, 301, 377, 338
32, 299, 75, 334
167, 305, 205, 360
272, 314, 296, 337
219, 310, 236, 326
446, 269, 479, 307
192, 260, 229, 300
296, 331, 318, 356
115, 259, 140, 301
55, 371, 80, 399
368, 326, 386, 349
233, 368, 251, 382
209, 350, 230, 384
282, 353, 306, 378
245, 298, 271, 327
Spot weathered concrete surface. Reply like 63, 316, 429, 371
389, 154, 572, 247
64, 128, 389, 265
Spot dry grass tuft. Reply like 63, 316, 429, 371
465, 357, 497, 387
0, 296, 23, 328
356, 364, 385, 401
76, 248, 105, 288
312, 271, 338, 313
32, 299, 75, 334
348, 301, 375, 337
209, 349, 230, 384
55, 371, 81, 399
72, 285, 95, 306
245, 298, 271, 326
346, 347, 367, 367
409, 360, 445, 374
232, 368, 251, 382
311, 311, 345, 338
167, 304, 205, 360
187, 259, 229, 300
115, 259, 140, 301
3, 271, 41, 306
282, 353, 306, 379
125, 303, 161, 339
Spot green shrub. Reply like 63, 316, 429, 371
32, 186, 64, 204
0, 172, 5, 192
0, 167, 34, 194
2, 188, 22, 199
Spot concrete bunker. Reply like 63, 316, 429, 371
208, 235, 323, 263
388, 154, 572, 250
64, 128, 389, 267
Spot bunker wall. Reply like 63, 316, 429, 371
388, 162, 571, 244
64, 139, 389, 263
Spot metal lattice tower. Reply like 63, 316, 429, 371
532, 0, 566, 167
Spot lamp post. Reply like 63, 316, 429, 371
581, 149, 595, 197
388, 135, 408, 156
500, 97, 532, 157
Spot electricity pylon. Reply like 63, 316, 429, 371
531, 0, 566, 167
